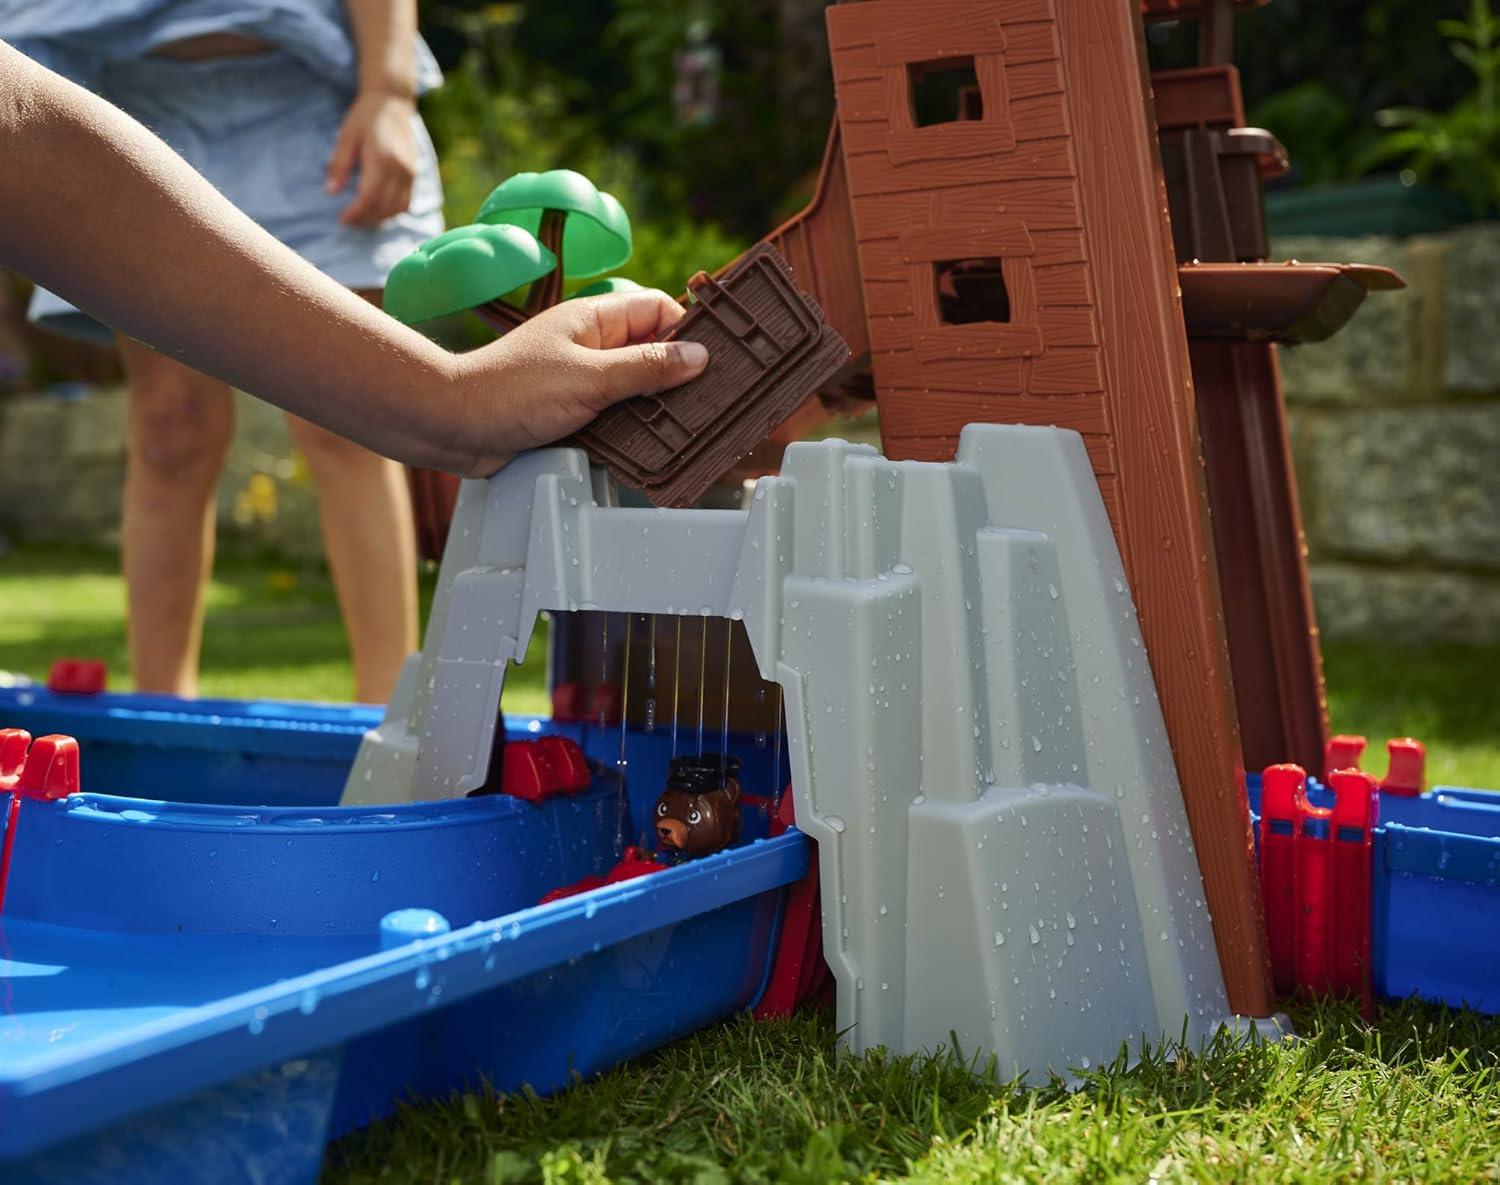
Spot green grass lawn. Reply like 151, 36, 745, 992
0, 544, 552, 715
2, 544, 1498, 1183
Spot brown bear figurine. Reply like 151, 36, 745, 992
653, 753, 742, 858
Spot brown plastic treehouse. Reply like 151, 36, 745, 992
708, 0, 1400, 1018
441, 0, 1400, 1019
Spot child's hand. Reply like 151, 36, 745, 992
451, 289, 710, 477
326, 91, 419, 227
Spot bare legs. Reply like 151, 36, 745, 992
118, 295, 418, 702
120, 338, 233, 696
283, 409, 417, 702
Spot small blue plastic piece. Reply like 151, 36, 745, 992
380, 908, 451, 949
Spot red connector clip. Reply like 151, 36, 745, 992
1323, 735, 1366, 781
550, 682, 622, 725
538, 846, 667, 904
1258, 761, 1377, 1011
1380, 738, 1425, 797
46, 659, 107, 695
754, 789, 834, 1020
500, 736, 591, 803
0, 729, 80, 914
1323, 731, 1425, 797
0, 728, 80, 799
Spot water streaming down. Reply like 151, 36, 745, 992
644, 614, 658, 733
719, 620, 733, 761
671, 618, 683, 758
696, 617, 708, 757
771, 684, 785, 807
597, 613, 611, 729
617, 614, 634, 769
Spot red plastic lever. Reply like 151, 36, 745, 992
538, 846, 667, 904
0, 729, 77, 800
46, 659, 107, 695
534, 736, 590, 793
17, 735, 80, 800
0, 730, 80, 915
501, 737, 591, 803
755, 788, 833, 1020
1380, 737, 1426, 797
549, 683, 623, 727
1258, 763, 1302, 995
591, 683, 622, 726
1323, 734, 1366, 780
1327, 768, 1379, 1012
0, 729, 30, 790
1259, 760, 1378, 1009
550, 682, 590, 723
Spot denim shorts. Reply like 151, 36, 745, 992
31, 49, 445, 341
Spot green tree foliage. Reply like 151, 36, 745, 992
417, 3, 750, 295
1149, 0, 1477, 190
1357, 0, 1500, 214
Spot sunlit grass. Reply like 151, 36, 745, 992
4, 544, 1498, 1183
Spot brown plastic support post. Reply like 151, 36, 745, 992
1191, 340, 1330, 774
825, 0, 1273, 1015
1155, 55, 1402, 778
1197, 0, 1238, 66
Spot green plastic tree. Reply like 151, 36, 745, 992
476, 169, 633, 313
383, 223, 557, 331
385, 170, 639, 333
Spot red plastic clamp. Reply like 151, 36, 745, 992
551, 682, 590, 723
500, 736, 591, 803
550, 682, 623, 726
1258, 761, 1377, 1010
538, 846, 668, 904
1380, 737, 1426, 797
46, 659, 107, 695
754, 789, 834, 1020
1323, 734, 1366, 781
1258, 763, 1304, 995
0, 728, 79, 799
1327, 768, 1378, 1010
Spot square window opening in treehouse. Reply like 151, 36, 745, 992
908, 56, 982, 127
934, 259, 1011, 325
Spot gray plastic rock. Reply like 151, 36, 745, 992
342, 426, 1238, 1077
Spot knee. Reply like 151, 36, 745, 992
287, 416, 386, 474
128, 373, 233, 485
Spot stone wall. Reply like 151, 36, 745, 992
1276, 224, 1500, 643
0, 386, 325, 558
2, 227, 1496, 643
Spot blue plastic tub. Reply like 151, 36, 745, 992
0, 686, 808, 1184
1246, 773, 1500, 1013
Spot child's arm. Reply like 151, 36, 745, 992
0, 41, 707, 476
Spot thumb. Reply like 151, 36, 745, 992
586, 338, 709, 406
325, 121, 359, 194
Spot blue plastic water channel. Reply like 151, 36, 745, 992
0, 685, 808, 1176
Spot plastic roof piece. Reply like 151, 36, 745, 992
476, 170, 633, 280
383, 224, 557, 325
